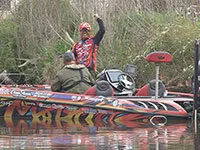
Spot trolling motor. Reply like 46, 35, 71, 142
146, 51, 172, 99
0, 70, 15, 85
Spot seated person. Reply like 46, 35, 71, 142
51, 51, 94, 93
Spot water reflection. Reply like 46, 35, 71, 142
0, 117, 197, 149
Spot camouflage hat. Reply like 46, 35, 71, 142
63, 51, 75, 62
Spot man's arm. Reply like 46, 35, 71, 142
93, 14, 105, 45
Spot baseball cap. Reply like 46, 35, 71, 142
63, 51, 75, 62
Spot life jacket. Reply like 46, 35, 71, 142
60, 67, 94, 92
72, 38, 98, 72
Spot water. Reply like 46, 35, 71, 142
0, 118, 198, 150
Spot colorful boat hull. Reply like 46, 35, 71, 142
0, 86, 191, 124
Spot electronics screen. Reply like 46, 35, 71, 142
106, 70, 123, 82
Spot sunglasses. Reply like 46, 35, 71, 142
80, 28, 90, 32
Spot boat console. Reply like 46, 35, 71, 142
97, 69, 135, 96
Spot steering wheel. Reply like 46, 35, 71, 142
117, 73, 135, 90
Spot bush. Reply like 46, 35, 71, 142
0, 19, 17, 71
98, 12, 200, 88
1, 0, 200, 89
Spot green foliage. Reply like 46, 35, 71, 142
0, 0, 200, 88
9, 0, 80, 83
99, 12, 200, 87
0, 19, 17, 72
142, 14, 200, 86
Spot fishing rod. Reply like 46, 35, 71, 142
0, 70, 29, 76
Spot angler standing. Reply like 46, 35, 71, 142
72, 14, 105, 78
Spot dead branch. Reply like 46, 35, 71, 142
46, 18, 74, 45
17, 58, 39, 68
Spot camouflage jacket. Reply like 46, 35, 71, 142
51, 64, 94, 94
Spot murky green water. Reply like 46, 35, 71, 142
0, 118, 198, 150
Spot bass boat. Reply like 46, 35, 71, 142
0, 52, 195, 125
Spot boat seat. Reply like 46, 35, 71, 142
136, 79, 166, 97
135, 85, 148, 96
84, 80, 114, 97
